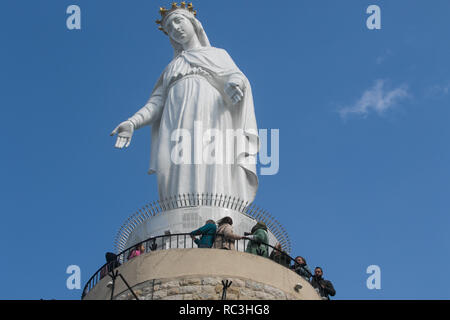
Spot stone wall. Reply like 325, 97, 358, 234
115, 276, 299, 300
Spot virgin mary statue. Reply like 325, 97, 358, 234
111, 3, 259, 203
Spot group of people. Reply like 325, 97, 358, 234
290, 256, 336, 300
99, 216, 336, 300
189, 216, 269, 256
190, 217, 336, 300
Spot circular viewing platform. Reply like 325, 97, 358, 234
82, 246, 320, 300
82, 194, 318, 300
82, 233, 320, 300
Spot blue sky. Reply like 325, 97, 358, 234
1, 0, 449, 299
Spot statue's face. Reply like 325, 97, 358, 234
164, 13, 196, 45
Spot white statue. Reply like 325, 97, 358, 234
111, 3, 259, 203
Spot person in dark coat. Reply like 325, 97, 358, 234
100, 252, 121, 279
310, 267, 336, 300
291, 256, 312, 281
190, 219, 217, 248
105, 252, 121, 271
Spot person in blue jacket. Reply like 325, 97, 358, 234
190, 220, 217, 248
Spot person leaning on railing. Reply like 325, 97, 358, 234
213, 216, 243, 250
244, 221, 269, 257
100, 252, 121, 279
291, 256, 312, 281
310, 267, 336, 300
128, 243, 145, 260
190, 219, 217, 248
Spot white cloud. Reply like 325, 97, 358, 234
339, 80, 409, 118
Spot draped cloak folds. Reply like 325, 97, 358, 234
135, 47, 259, 203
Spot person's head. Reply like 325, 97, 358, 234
134, 243, 145, 252
251, 221, 267, 234
105, 252, 117, 263
295, 256, 306, 265
206, 219, 215, 225
314, 267, 323, 278
217, 216, 233, 226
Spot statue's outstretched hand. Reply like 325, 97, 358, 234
110, 120, 134, 149
225, 82, 244, 105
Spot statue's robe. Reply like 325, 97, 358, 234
131, 46, 259, 202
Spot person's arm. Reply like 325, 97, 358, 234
223, 225, 242, 240
253, 229, 267, 243
304, 265, 313, 278
190, 226, 202, 236
191, 224, 211, 236
323, 280, 336, 296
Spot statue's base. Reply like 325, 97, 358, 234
83, 249, 321, 300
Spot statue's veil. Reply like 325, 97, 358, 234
166, 12, 211, 58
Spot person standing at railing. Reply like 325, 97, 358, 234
213, 216, 243, 250
128, 243, 145, 260
244, 221, 269, 257
310, 267, 336, 300
100, 252, 121, 279
190, 219, 217, 248
291, 256, 312, 281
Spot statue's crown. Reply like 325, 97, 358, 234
156, 2, 197, 35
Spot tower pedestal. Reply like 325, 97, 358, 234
82, 195, 304, 300
83, 249, 321, 300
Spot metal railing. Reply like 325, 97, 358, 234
81, 232, 308, 299
113, 193, 292, 254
